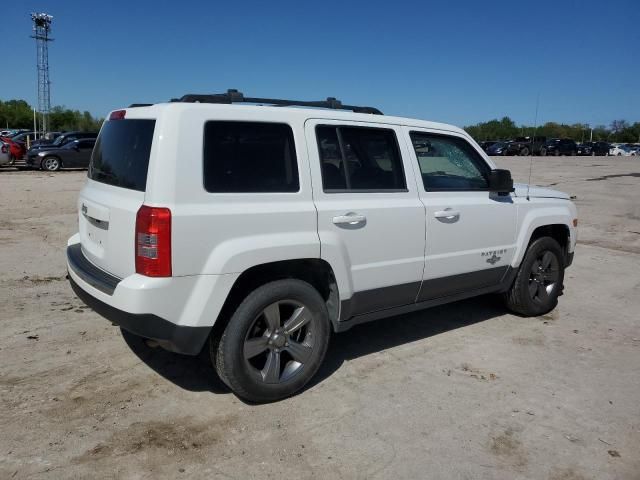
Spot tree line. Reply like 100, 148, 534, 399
0, 99, 103, 132
3, 97, 638, 144
464, 117, 640, 144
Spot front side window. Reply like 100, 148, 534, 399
410, 132, 489, 191
78, 140, 95, 149
316, 125, 406, 192
203, 121, 298, 193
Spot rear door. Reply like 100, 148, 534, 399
306, 120, 426, 319
79, 116, 156, 278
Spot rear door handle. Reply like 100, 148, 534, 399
332, 213, 367, 226
434, 209, 460, 220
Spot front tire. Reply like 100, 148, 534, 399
540, 148, 547, 156
504, 237, 565, 316
212, 279, 331, 403
41, 156, 61, 171
520, 147, 530, 156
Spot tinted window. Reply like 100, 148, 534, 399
410, 132, 489, 191
77, 139, 95, 149
203, 122, 298, 193
316, 126, 406, 191
89, 119, 155, 192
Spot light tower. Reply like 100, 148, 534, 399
30, 13, 53, 136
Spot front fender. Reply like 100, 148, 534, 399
512, 202, 577, 267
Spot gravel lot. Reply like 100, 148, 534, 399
1, 156, 639, 479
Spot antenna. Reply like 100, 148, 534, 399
30, 13, 54, 137
526, 93, 540, 201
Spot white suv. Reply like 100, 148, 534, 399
67, 90, 577, 402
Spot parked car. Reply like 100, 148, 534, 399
486, 141, 510, 155
30, 131, 63, 148
577, 141, 610, 156
0, 129, 29, 137
609, 145, 633, 156
67, 90, 577, 402
479, 141, 498, 152
0, 141, 10, 166
10, 131, 38, 149
26, 138, 96, 171
505, 136, 547, 156
28, 131, 98, 153
539, 138, 577, 156
0, 135, 29, 162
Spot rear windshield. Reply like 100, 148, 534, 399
89, 119, 155, 191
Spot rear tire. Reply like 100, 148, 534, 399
211, 279, 331, 403
504, 237, 565, 316
520, 147, 530, 156
540, 148, 547, 156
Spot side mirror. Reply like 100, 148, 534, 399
488, 169, 514, 195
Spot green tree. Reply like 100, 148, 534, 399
0, 98, 103, 132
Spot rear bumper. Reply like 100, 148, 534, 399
69, 275, 210, 355
66, 240, 218, 355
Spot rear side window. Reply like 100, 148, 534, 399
316, 126, 406, 192
203, 121, 298, 193
89, 119, 155, 192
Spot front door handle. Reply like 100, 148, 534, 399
434, 209, 460, 220
332, 213, 367, 226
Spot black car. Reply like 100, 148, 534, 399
486, 141, 510, 156
540, 138, 577, 156
505, 136, 547, 156
30, 131, 63, 148
479, 141, 499, 152
577, 141, 610, 156
26, 138, 96, 171
28, 131, 97, 153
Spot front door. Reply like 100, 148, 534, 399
405, 128, 518, 301
306, 120, 426, 319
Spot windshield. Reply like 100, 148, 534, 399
51, 136, 67, 146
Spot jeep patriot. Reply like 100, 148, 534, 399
67, 90, 577, 402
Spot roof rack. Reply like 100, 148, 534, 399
167, 89, 383, 115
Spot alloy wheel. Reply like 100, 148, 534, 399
243, 300, 316, 384
43, 157, 59, 171
528, 250, 560, 304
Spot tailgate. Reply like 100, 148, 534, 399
78, 117, 156, 278
78, 183, 144, 279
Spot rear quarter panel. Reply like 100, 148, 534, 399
144, 105, 320, 277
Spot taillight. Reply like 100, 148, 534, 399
135, 205, 171, 277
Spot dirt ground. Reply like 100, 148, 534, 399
1, 156, 639, 479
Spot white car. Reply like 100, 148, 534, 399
67, 90, 578, 402
609, 145, 634, 156
0, 141, 11, 166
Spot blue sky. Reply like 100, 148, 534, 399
1, 0, 638, 127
